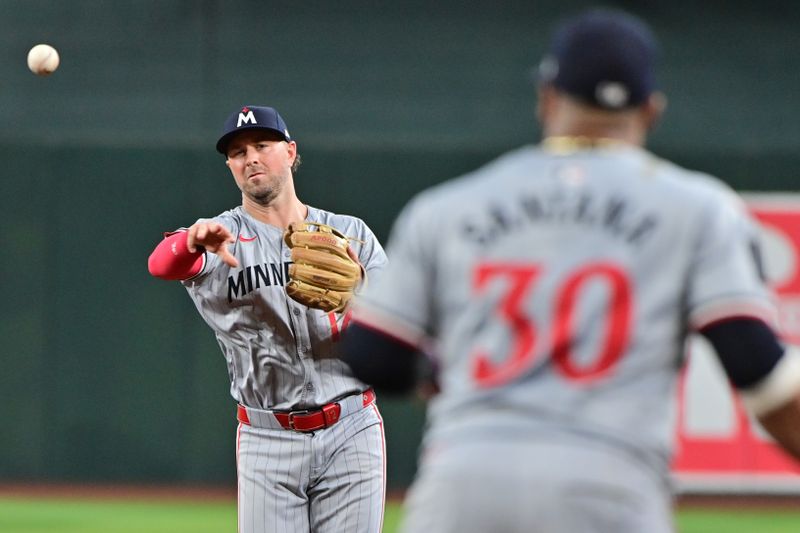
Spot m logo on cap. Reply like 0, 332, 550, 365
237, 109, 257, 128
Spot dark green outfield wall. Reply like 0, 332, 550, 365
1, 1, 799, 489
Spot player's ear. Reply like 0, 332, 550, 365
643, 92, 667, 131
225, 158, 231, 169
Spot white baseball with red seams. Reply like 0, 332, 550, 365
27, 44, 59, 75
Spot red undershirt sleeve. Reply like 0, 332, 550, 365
147, 231, 204, 281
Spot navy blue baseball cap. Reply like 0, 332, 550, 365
216, 105, 292, 154
538, 9, 658, 110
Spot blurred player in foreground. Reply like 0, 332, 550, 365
340, 8, 800, 533
148, 105, 387, 533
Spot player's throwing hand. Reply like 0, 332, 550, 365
186, 221, 239, 267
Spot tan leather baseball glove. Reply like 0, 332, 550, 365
283, 221, 364, 313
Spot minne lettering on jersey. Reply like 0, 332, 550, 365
228, 261, 292, 302
462, 191, 659, 247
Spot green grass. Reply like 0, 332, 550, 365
0, 499, 236, 533
1, 497, 800, 532
676, 508, 800, 533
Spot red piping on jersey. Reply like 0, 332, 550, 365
235, 423, 242, 533
372, 402, 387, 533
328, 311, 353, 341
696, 314, 773, 333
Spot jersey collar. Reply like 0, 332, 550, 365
542, 136, 630, 154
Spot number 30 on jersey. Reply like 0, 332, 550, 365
470, 262, 632, 388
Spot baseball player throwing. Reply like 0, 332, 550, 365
340, 9, 800, 533
148, 105, 387, 533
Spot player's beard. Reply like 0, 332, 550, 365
241, 171, 285, 206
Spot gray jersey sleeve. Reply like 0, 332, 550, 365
686, 184, 775, 329
353, 219, 388, 279
353, 195, 435, 347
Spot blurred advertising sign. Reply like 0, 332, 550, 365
673, 193, 800, 493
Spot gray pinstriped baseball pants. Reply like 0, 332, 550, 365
236, 404, 386, 533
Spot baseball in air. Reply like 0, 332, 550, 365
27, 44, 60, 76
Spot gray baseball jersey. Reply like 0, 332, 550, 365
182, 204, 388, 533
353, 140, 773, 533
183, 205, 387, 409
